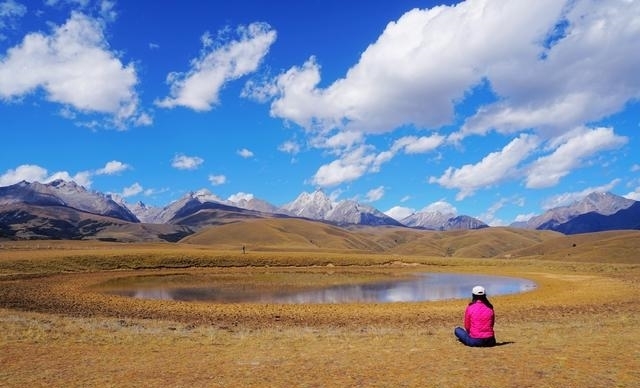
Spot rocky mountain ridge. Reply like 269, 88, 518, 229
0, 180, 637, 241
510, 191, 636, 230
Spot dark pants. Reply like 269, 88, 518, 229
454, 327, 496, 347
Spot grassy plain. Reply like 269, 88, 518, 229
0, 229, 639, 387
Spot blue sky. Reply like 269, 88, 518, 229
1, 0, 638, 226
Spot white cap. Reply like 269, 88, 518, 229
472, 286, 485, 296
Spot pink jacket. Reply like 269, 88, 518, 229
464, 301, 495, 339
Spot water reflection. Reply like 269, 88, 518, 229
111, 273, 536, 304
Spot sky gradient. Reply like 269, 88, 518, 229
1, 0, 638, 225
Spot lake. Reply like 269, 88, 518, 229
109, 272, 536, 304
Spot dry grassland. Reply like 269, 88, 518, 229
0, 232, 639, 387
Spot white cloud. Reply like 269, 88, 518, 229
156, 22, 276, 111
392, 134, 445, 154
312, 159, 367, 187
45, 0, 91, 8
0, 0, 26, 32
457, 0, 640, 140
0, 164, 49, 186
96, 160, 130, 175
0, 12, 142, 127
311, 145, 386, 187
278, 140, 300, 155
422, 200, 457, 215
122, 182, 143, 197
237, 148, 254, 158
514, 212, 537, 223
541, 179, 621, 210
310, 132, 445, 188
625, 189, 640, 201
526, 127, 627, 189
44, 0, 116, 21
171, 154, 204, 170
0, 164, 92, 187
98, 0, 117, 22
266, 0, 566, 137
430, 134, 540, 200
228, 192, 253, 202
256, 0, 640, 194
365, 186, 385, 202
208, 174, 226, 186
314, 130, 363, 150
385, 206, 414, 221
134, 112, 153, 126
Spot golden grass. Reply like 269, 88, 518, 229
1, 232, 639, 387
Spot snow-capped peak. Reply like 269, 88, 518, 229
282, 190, 333, 219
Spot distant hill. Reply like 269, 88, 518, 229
0, 180, 138, 222
181, 220, 564, 258
513, 192, 636, 231
400, 211, 487, 230
0, 202, 192, 242
0, 181, 191, 241
506, 229, 640, 264
181, 220, 638, 263
180, 217, 386, 252
550, 201, 640, 234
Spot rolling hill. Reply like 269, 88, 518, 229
180, 218, 386, 252
178, 218, 639, 263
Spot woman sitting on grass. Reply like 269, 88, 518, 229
454, 286, 496, 347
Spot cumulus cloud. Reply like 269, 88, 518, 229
391, 134, 445, 154
422, 200, 457, 215
156, 22, 276, 111
171, 154, 204, 170
457, 0, 640, 140
237, 148, 254, 158
0, 12, 143, 127
121, 182, 143, 197
261, 0, 639, 142
278, 140, 301, 155
228, 192, 253, 202
430, 134, 540, 200
95, 160, 130, 175
526, 127, 627, 188
311, 145, 391, 187
263, 0, 566, 136
310, 132, 445, 188
0, 164, 92, 187
251, 0, 639, 195
0, 164, 49, 186
208, 174, 226, 185
625, 189, 640, 201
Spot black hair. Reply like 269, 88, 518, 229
470, 293, 494, 309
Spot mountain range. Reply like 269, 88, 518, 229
0, 180, 637, 241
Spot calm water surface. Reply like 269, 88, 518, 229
110, 273, 536, 304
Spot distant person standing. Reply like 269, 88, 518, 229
454, 286, 496, 347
